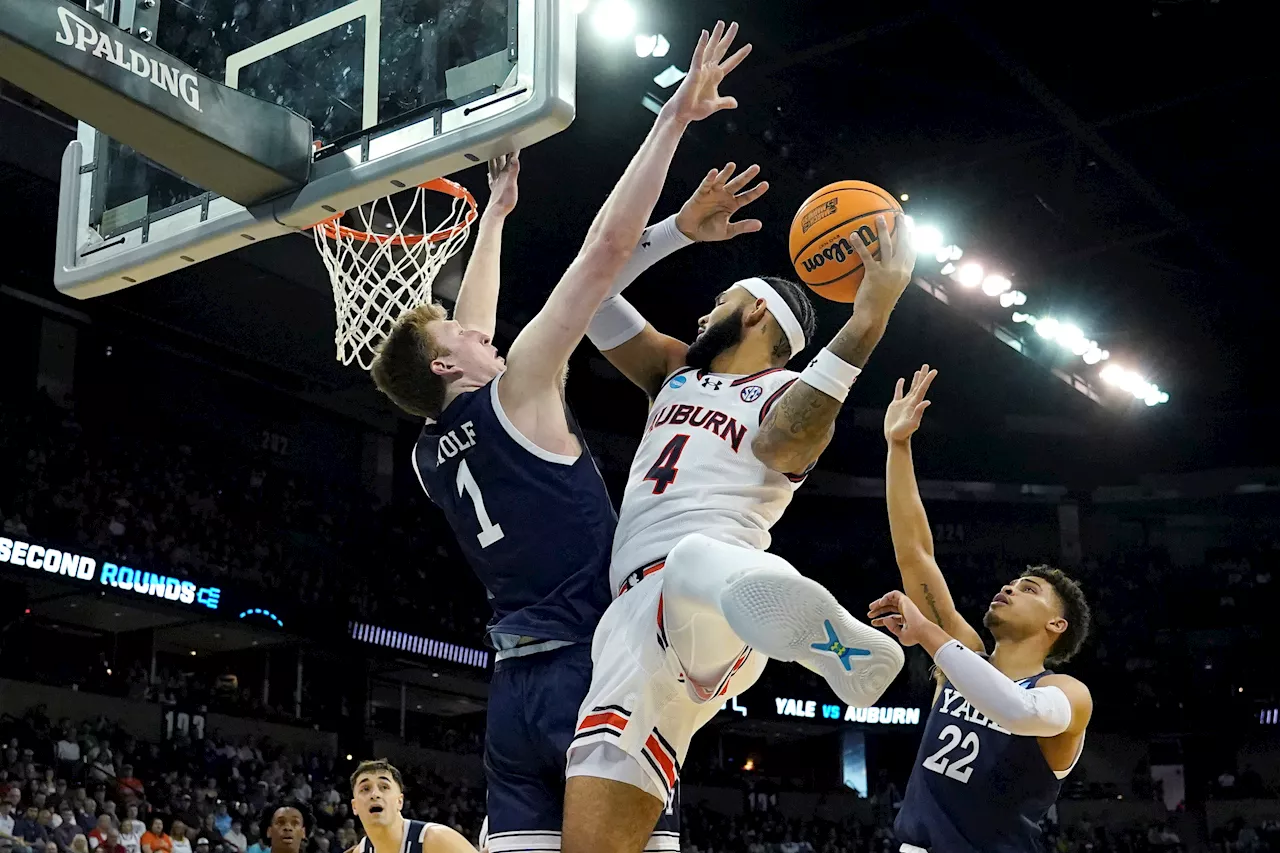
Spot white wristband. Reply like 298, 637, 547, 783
798, 348, 861, 403
607, 215, 693, 300
588, 295, 647, 351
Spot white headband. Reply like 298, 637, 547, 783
735, 277, 806, 358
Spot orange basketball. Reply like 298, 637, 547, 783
789, 180, 903, 303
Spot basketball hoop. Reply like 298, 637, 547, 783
312, 178, 478, 370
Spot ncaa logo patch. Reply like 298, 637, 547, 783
669, 374, 688, 390
740, 385, 764, 403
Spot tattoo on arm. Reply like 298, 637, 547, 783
921, 583, 945, 627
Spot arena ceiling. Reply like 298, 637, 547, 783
0, 0, 1272, 481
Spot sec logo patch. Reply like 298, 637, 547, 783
740, 385, 763, 402
669, 374, 687, 389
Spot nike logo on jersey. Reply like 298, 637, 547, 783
648, 404, 746, 452
939, 687, 1013, 735
436, 420, 478, 465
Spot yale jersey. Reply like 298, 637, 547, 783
895, 670, 1066, 852
610, 366, 808, 592
412, 377, 615, 652
355, 820, 437, 853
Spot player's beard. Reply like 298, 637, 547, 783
685, 308, 744, 371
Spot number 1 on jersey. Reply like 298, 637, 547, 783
644, 434, 690, 494
456, 459, 505, 547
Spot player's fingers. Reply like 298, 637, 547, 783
873, 215, 891, 261
850, 229, 875, 266
697, 167, 719, 192
710, 20, 733, 63
691, 29, 710, 68
723, 162, 758, 193
716, 162, 738, 186
734, 180, 769, 208
917, 367, 938, 397
913, 401, 931, 421
707, 20, 727, 62
727, 219, 763, 237
893, 377, 905, 401
714, 96, 739, 112
719, 42, 752, 77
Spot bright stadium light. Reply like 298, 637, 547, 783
911, 224, 944, 256
1012, 312, 1029, 323
999, 290, 1018, 308
939, 262, 956, 275
635, 34, 658, 57
956, 262, 984, 287
1099, 364, 1168, 405
653, 64, 687, 88
591, 0, 636, 39
1083, 348, 1104, 365
652, 34, 670, 57
981, 274, 1012, 296
947, 245, 964, 261
1035, 317, 1059, 339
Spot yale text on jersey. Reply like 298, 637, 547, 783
437, 420, 479, 465
939, 687, 1012, 735
648, 404, 747, 452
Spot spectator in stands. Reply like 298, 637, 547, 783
1, 802, 27, 853
88, 816, 112, 849
211, 808, 230, 839
140, 820, 170, 853
98, 830, 125, 853
12, 809, 47, 850
195, 816, 220, 850
118, 819, 141, 853
334, 821, 355, 853
168, 823, 190, 853
221, 822, 244, 853
242, 828, 265, 853
68, 838, 87, 853
52, 811, 79, 853
115, 769, 141, 805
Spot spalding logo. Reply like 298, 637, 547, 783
740, 385, 763, 403
669, 374, 688, 390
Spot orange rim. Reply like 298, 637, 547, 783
313, 177, 479, 246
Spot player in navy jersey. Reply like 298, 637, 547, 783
259, 802, 310, 853
868, 366, 1094, 853
367, 24, 762, 852
348, 760, 474, 853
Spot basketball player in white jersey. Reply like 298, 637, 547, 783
349, 760, 476, 853
560, 204, 919, 850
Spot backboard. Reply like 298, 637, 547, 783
55, 0, 576, 298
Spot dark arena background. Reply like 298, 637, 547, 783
1, 1, 1277, 852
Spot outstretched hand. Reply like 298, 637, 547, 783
486, 151, 520, 218
884, 364, 937, 444
663, 21, 751, 125
675, 162, 769, 242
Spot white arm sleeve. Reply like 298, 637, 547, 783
934, 640, 1074, 737
586, 295, 647, 350
606, 214, 693, 300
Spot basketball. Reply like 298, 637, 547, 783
788, 180, 903, 303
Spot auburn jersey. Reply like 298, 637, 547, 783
609, 367, 808, 592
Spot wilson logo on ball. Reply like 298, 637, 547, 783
800, 226, 876, 274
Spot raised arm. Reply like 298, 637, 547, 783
450, 154, 520, 336
751, 213, 917, 476
883, 366, 984, 652
500, 21, 750, 404
591, 162, 769, 398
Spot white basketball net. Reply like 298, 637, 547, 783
312, 179, 477, 370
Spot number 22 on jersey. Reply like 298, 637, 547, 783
456, 459, 505, 547
922, 724, 980, 783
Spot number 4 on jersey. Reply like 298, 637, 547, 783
644, 434, 690, 494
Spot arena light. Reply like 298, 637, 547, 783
955, 262, 984, 287
652, 34, 670, 57
1034, 317, 1059, 339
591, 0, 636, 40
1100, 364, 1169, 405
910, 224, 944, 256
635, 34, 658, 57
981, 274, 1012, 296
946, 245, 963, 261
939, 262, 956, 275
653, 64, 686, 88
999, 290, 1027, 308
